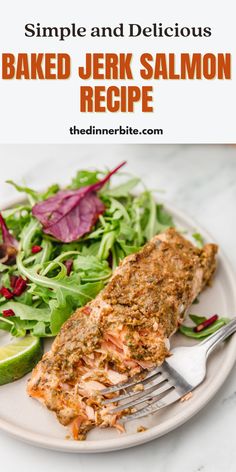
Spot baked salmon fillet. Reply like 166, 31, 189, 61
27, 228, 218, 439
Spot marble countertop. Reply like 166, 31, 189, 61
0, 144, 236, 472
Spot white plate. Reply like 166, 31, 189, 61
0, 202, 236, 453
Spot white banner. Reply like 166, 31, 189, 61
0, 0, 235, 143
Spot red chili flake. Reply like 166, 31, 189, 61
194, 314, 218, 333
0, 287, 14, 299
31, 245, 42, 254
13, 276, 27, 297
2, 309, 15, 317
64, 259, 73, 276
10, 275, 18, 289
82, 306, 91, 315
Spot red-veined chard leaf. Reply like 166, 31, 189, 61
32, 161, 126, 242
0, 213, 18, 265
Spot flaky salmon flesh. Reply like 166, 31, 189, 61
27, 228, 218, 440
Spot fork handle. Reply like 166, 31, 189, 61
199, 318, 236, 356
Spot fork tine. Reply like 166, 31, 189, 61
102, 376, 167, 405
119, 389, 181, 422
101, 366, 161, 394
110, 381, 172, 413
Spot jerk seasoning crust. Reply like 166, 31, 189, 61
27, 228, 218, 440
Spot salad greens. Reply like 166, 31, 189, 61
30, 163, 129, 243
179, 314, 230, 339
192, 232, 204, 248
0, 164, 174, 338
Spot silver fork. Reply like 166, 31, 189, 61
101, 318, 236, 422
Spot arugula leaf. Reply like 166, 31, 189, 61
40, 184, 60, 200
179, 317, 229, 339
157, 204, 174, 227
103, 178, 140, 197
6, 180, 39, 205
20, 218, 41, 255
49, 298, 74, 335
0, 301, 51, 321
144, 192, 158, 241
118, 241, 140, 256
81, 242, 101, 257
74, 255, 111, 281
0, 272, 12, 289
41, 250, 80, 276
32, 321, 51, 337
0, 317, 13, 333
0, 315, 37, 337
192, 233, 204, 248
155, 204, 174, 233
131, 196, 145, 246
189, 314, 207, 324
17, 253, 103, 306
10, 318, 37, 337
70, 170, 101, 190
27, 284, 55, 304
107, 198, 131, 223
97, 231, 117, 260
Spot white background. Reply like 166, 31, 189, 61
0, 0, 235, 143
0, 144, 236, 471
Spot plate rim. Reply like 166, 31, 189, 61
0, 198, 236, 453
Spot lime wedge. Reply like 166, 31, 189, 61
0, 335, 43, 385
